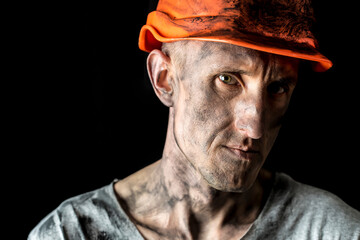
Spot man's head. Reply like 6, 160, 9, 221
147, 40, 299, 192
141, 0, 331, 193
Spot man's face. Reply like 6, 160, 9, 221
168, 41, 299, 192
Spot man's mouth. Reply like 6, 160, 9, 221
223, 146, 260, 160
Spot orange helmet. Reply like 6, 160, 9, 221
139, 0, 332, 71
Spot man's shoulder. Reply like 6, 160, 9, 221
277, 173, 359, 217
28, 182, 143, 240
261, 172, 360, 239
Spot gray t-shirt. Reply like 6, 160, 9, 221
28, 173, 360, 239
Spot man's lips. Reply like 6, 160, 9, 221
223, 146, 260, 160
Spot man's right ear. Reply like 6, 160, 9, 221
147, 49, 174, 107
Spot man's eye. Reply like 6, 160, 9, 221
218, 74, 238, 85
267, 82, 288, 95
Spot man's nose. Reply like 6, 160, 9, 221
234, 96, 265, 140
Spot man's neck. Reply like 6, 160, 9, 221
114, 111, 273, 239
115, 159, 271, 239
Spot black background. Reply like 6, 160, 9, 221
8, 1, 359, 239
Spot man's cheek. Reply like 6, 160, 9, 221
191, 88, 227, 122
179, 103, 212, 144
191, 98, 227, 130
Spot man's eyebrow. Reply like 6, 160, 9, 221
208, 65, 251, 76
274, 76, 298, 85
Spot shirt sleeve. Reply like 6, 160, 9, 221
28, 210, 66, 240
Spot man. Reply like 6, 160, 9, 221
29, 0, 359, 239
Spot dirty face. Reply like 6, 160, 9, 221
166, 41, 299, 192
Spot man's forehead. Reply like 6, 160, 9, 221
187, 40, 259, 61
180, 41, 299, 75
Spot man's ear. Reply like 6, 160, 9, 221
147, 49, 174, 107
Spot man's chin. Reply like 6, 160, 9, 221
200, 168, 258, 193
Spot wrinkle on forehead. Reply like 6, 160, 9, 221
188, 41, 261, 66
193, 41, 269, 77
196, 41, 299, 81
164, 40, 299, 82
